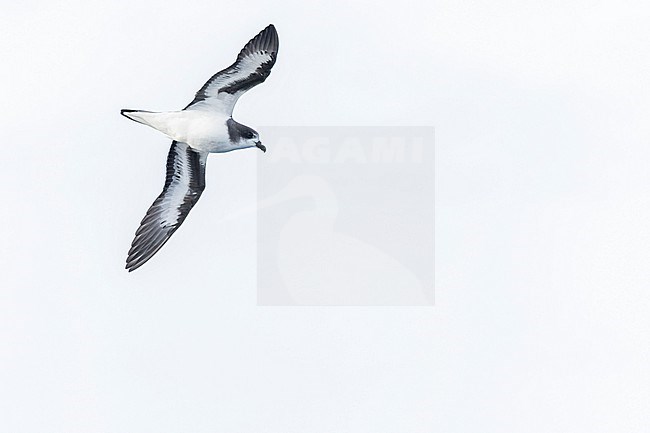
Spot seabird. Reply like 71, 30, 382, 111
121, 24, 279, 272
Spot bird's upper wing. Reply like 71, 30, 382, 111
126, 141, 208, 272
184, 24, 279, 115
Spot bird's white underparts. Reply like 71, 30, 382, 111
122, 24, 279, 272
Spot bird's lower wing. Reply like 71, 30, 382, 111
126, 141, 208, 272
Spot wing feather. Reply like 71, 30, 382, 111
184, 24, 279, 114
125, 141, 208, 272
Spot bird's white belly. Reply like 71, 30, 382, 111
143, 111, 230, 153
183, 119, 230, 152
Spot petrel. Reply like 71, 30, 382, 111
121, 24, 279, 272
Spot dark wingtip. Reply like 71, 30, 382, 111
239, 24, 279, 59
125, 256, 145, 272
125, 258, 137, 272
263, 24, 278, 51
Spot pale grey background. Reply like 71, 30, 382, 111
257, 126, 434, 305
1, 0, 650, 432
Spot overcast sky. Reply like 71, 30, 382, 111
1, 0, 650, 432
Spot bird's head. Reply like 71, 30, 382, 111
241, 127, 265, 153
228, 120, 266, 152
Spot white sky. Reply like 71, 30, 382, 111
1, 0, 650, 432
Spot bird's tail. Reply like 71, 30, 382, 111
120, 109, 155, 125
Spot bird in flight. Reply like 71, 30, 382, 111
122, 24, 279, 272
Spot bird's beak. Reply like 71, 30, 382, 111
255, 141, 266, 153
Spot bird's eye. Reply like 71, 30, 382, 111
245, 132, 254, 139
